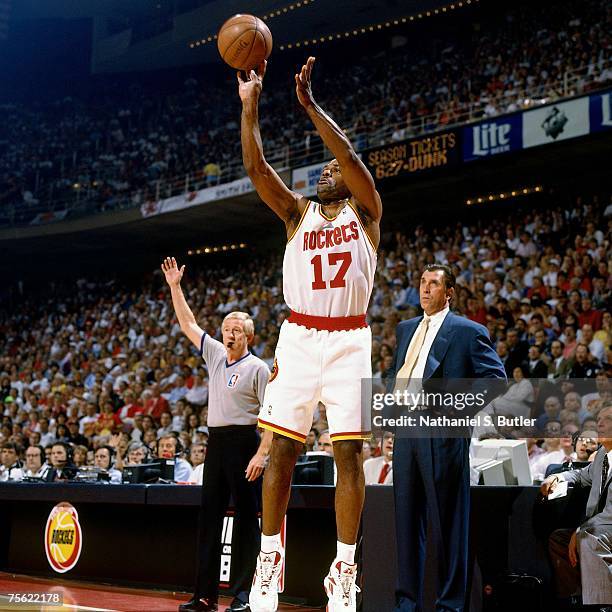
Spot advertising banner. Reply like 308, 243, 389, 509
589, 90, 612, 132
365, 129, 460, 181
462, 113, 522, 161
291, 160, 331, 197
523, 97, 590, 148
140, 175, 255, 218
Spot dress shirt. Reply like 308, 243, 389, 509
410, 306, 450, 381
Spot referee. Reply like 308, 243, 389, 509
162, 257, 272, 612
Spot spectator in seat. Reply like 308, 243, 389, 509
79, 402, 99, 436
189, 442, 207, 468
579, 296, 603, 332
188, 442, 208, 486
569, 343, 601, 383
72, 445, 88, 467
491, 365, 534, 419
580, 324, 606, 364
562, 325, 579, 360
548, 340, 571, 379
527, 345, 548, 379
536, 396, 563, 432
23, 445, 49, 478
504, 327, 528, 376
305, 428, 318, 452
157, 411, 174, 437
126, 441, 150, 465
94, 446, 122, 484
0, 442, 23, 481
38, 418, 55, 447
563, 391, 591, 425
145, 384, 169, 420
157, 433, 192, 481
66, 420, 88, 447
542, 406, 612, 607
582, 372, 611, 416
96, 400, 122, 436
594, 312, 611, 349
575, 430, 599, 462
204, 161, 221, 186
363, 432, 393, 485
186, 373, 208, 406
317, 431, 333, 457
118, 390, 144, 422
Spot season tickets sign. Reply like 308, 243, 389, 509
45, 502, 83, 573
365, 130, 460, 180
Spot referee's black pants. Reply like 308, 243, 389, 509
194, 425, 261, 603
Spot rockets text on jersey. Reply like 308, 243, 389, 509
282, 200, 377, 318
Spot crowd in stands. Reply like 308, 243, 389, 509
0, 0, 609, 224
0, 189, 609, 485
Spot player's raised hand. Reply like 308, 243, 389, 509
295, 56, 316, 109
237, 60, 267, 102
161, 257, 185, 287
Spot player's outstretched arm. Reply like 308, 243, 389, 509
238, 62, 306, 227
295, 56, 382, 223
161, 257, 204, 349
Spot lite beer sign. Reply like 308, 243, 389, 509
463, 114, 522, 161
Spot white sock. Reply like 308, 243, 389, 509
261, 533, 282, 552
336, 541, 356, 565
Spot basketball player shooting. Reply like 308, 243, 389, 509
238, 57, 382, 612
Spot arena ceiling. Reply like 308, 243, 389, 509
10, 0, 462, 73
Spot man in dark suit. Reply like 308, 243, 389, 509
504, 327, 528, 377
527, 345, 548, 379
542, 404, 612, 607
548, 339, 572, 379
390, 264, 506, 612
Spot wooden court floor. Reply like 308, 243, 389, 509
0, 573, 319, 611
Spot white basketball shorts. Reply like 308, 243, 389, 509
258, 319, 372, 443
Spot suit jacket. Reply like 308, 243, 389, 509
390, 312, 507, 412
528, 359, 548, 379
363, 456, 393, 485
505, 343, 528, 376
559, 447, 612, 528
548, 357, 571, 378
45, 463, 77, 482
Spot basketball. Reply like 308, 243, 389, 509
217, 14, 273, 71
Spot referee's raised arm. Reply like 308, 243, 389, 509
161, 257, 204, 349
163, 255, 274, 611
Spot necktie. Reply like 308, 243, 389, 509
378, 462, 390, 484
394, 316, 430, 391
601, 454, 609, 499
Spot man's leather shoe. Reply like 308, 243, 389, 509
225, 596, 250, 611
178, 596, 218, 612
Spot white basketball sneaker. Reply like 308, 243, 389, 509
323, 560, 360, 611
249, 549, 284, 612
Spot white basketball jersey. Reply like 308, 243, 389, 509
283, 200, 377, 317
